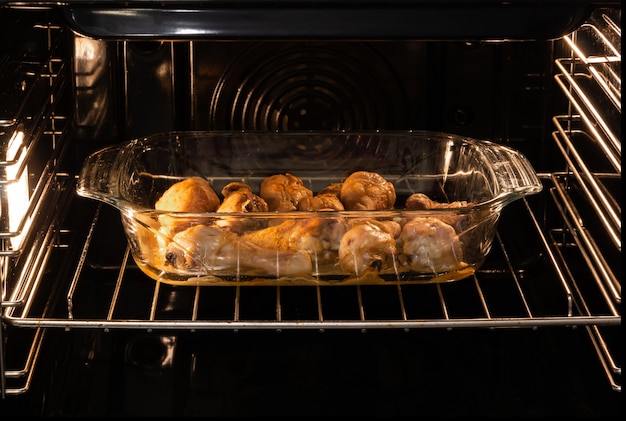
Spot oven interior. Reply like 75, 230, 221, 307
0, 2, 621, 416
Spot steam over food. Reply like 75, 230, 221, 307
152, 171, 472, 279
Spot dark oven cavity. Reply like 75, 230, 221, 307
0, 3, 621, 416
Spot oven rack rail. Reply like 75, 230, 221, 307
553, 7, 621, 256
550, 6, 620, 310
0, 24, 68, 258
544, 6, 621, 392
562, 9, 621, 113
0, 11, 71, 397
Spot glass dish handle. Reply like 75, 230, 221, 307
486, 144, 543, 206
76, 144, 125, 208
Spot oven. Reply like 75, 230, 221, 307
0, 0, 621, 416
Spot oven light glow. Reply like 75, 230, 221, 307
4, 129, 30, 250
6, 129, 24, 163
7, 168, 29, 249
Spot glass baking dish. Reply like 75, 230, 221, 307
76, 131, 542, 286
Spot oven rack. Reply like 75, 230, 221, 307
1, 172, 621, 393
0, 172, 619, 331
545, 6, 621, 392
0, 25, 68, 257
0, 10, 71, 397
553, 7, 621, 256
551, 6, 620, 310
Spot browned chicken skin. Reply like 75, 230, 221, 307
242, 217, 347, 263
405, 192, 473, 230
405, 192, 468, 211
297, 181, 345, 211
260, 173, 313, 211
165, 224, 312, 276
218, 182, 268, 215
152, 174, 467, 279
155, 177, 222, 242
340, 171, 396, 211
218, 182, 269, 213
216, 182, 269, 233
318, 182, 343, 197
296, 193, 345, 211
155, 176, 220, 213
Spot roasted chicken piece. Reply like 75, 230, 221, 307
338, 219, 401, 275
155, 177, 221, 246
218, 182, 269, 213
296, 193, 345, 211
318, 182, 343, 197
242, 217, 347, 263
347, 218, 402, 238
340, 171, 396, 211
399, 217, 463, 273
216, 182, 269, 233
260, 173, 313, 211
297, 181, 345, 211
165, 224, 312, 276
405, 192, 467, 211
405, 192, 472, 230
155, 176, 220, 214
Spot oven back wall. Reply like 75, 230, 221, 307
73, 37, 552, 167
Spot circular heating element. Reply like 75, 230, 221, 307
209, 42, 408, 131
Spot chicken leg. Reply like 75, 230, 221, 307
399, 217, 463, 273
242, 217, 347, 263
165, 224, 312, 277
338, 219, 400, 275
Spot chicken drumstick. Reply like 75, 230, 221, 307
165, 224, 312, 276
